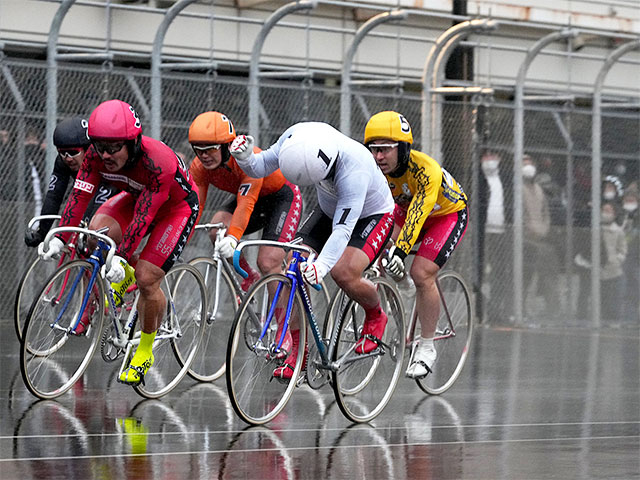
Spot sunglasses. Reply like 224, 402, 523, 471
369, 143, 398, 155
93, 142, 126, 155
57, 148, 84, 158
192, 144, 222, 156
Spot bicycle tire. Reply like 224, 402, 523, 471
20, 260, 104, 400
14, 255, 65, 342
134, 263, 207, 399
415, 270, 473, 395
184, 257, 240, 382
332, 277, 405, 423
226, 273, 306, 425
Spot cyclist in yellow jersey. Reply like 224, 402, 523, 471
364, 111, 469, 378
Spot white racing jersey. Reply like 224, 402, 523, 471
236, 122, 394, 274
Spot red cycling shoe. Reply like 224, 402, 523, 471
355, 310, 388, 354
273, 330, 307, 381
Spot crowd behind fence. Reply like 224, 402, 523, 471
1, 29, 639, 328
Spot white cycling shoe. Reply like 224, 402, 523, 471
406, 341, 437, 379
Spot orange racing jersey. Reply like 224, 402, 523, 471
190, 149, 287, 240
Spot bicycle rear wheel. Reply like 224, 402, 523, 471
226, 273, 306, 425
415, 270, 473, 395
134, 263, 206, 399
332, 277, 404, 423
20, 260, 104, 399
186, 257, 239, 382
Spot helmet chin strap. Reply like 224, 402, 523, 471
388, 142, 411, 178
124, 136, 142, 168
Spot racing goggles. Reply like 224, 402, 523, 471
57, 148, 84, 158
93, 141, 126, 155
368, 143, 398, 155
192, 144, 222, 156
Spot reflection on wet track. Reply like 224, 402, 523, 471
1, 321, 638, 479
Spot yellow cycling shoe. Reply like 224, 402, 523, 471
118, 352, 154, 386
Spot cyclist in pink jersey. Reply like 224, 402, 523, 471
39, 99, 200, 386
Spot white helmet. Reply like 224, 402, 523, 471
278, 128, 339, 186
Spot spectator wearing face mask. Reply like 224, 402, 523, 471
522, 155, 559, 321
600, 202, 627, 323
478, 151, 513, 323
622, 191, 639, 323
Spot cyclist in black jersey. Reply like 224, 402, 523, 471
24, 117, 119, 248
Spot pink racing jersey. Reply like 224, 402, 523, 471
59, 136, 199, 261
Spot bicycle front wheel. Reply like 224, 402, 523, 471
20, 260, 104, 399
134, 263, 207, 399
416, 270, 473, 395
332, 277, 405, 423
186, 257, 239, 382
14, 256, 62, 342
226, 273, 306, 425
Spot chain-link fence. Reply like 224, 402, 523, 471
1, 53, 639, 327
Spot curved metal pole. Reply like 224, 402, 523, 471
421, 19, 495, 151
46, 0, 76, 173
248, 0, 317, 146
150, 0, 200, 140
591, 39, 640, 328
339, 9, 407, 137
429, 19, 497, 158
513, 28, 577, 325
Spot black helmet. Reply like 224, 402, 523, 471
53, 117, 90, 148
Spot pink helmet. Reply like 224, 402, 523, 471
88, 100, 142, 141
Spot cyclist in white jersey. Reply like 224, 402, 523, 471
231, 122, 395, 380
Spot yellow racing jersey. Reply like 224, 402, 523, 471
387, 150, 467, 256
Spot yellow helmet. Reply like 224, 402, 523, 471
188, 111, 236, 144
364, 111, 413, 145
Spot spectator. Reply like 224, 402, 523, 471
24, 126, 46, 217
522, 155, 559, 320
600, 201, 627, 323
622, 190, 639, 323
478, 151, 512, 322
0, 127, 16, 201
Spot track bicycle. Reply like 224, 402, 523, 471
20, 226, 207, 400
15, 215, 83, 342
183, 223, 246, 382
342, 253, 473, 395
185, 223, 332, 382
225, 238, 405, 425
402, 265, 473, 394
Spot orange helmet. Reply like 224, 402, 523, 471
188, 111, 236, 145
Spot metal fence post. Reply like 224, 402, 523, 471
339, 9, 407, 137
150, 0, 200, 140
592, 39, 640, 328
248, 0, 317, 146
46, 0, 76, 174
514, 28, 577, 325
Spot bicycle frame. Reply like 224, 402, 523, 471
233, 240, 378, 375
402, 273, 458, 348
42, 227, 140, 354
29, 216, 81, 306
192, 223, 245, 323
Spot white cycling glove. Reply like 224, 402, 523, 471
381, 246, 406, 280
229, 135, 254, 161
38, 237, 65, 261
217, 235, 238, 259
300, 261, 328, 286
103, 255, 127, 284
